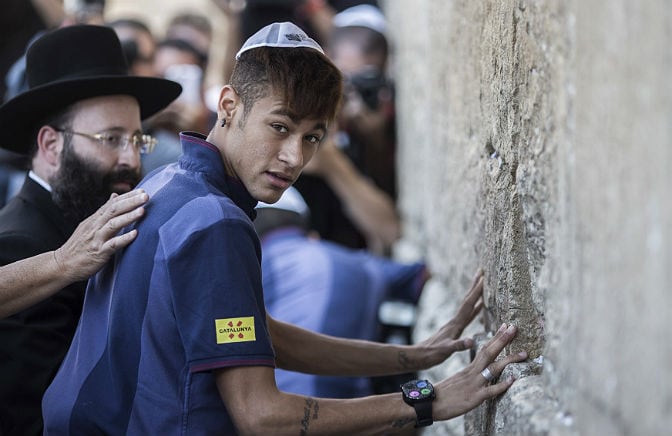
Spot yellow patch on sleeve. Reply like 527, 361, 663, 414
215, 316, 256, 344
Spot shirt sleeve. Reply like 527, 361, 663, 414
160, 212, 275, 373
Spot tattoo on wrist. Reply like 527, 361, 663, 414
300, 397, 319, 435
391, 417, 416, 428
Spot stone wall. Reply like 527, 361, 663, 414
384, 0, 672, 434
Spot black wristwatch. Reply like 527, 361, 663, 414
400, 379, 435, 427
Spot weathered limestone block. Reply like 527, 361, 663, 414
386, 0, 671, 434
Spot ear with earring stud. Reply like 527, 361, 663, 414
220, 118, 227, 127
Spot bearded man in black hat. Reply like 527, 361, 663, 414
0, 25, 180, 436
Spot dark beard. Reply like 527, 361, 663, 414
51, 144, 141, 225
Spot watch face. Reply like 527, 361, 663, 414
401, 379, 435, 403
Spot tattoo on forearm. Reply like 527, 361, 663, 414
391, 417, 415, 428
398, 350, 430, 371
398, 351, 413, 370
300, 397, 319, 435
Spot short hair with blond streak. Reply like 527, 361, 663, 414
230, 46, 343, 125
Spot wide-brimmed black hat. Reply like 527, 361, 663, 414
0, 25, 182, 154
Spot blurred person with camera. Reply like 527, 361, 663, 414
294, 4, 399, 255
328, 3, 397, 198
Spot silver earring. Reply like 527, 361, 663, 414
220, 119, 227, 127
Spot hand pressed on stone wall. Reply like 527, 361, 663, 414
414, 269, 486, 368
432, 323, 527, 421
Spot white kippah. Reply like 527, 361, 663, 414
256, 186, 310, 217
235, 22, 324, 60
333, 4, 387, 34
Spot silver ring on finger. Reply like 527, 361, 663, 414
481, 367, 496, 383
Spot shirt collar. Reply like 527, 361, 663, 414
179, 132, 258, 220
28, 170, 51, 192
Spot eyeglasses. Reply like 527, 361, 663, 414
55, 128, 157, 155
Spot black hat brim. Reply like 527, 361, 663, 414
0, 75, 182, 154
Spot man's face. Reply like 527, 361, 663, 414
217, 90, 327, 204
50, 95, 143, 223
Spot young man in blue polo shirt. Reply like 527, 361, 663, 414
43, 22, 527, 434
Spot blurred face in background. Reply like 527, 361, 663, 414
113, 25, 157, 77
153, 45, 201, 78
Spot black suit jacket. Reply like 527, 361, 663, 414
0, 175, 84, 436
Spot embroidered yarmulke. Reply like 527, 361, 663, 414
235, 21, 324, 59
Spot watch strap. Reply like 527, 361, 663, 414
413, 399, 433, 427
